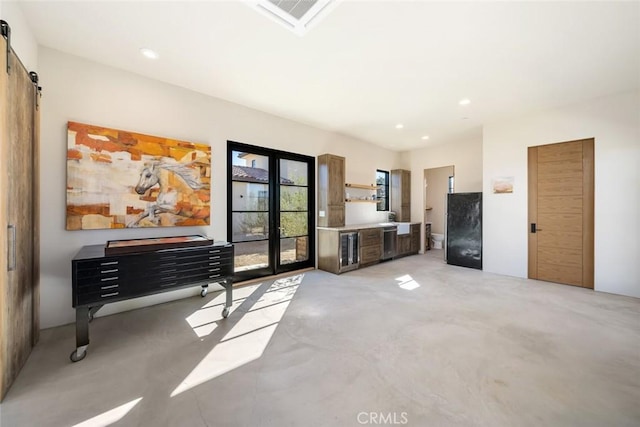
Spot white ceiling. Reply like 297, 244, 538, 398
16, 1, 640, 151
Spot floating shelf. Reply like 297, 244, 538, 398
345, 183, 378, 190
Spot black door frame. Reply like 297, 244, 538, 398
227, 141, 315, 282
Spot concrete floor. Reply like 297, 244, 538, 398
2, 252, 639, 426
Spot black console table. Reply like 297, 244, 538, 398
71, 241, 234, 362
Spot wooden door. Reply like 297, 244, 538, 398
528, 139, 594, 288
1, 33, 39, 400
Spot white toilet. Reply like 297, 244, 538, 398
432, 233, 444, 249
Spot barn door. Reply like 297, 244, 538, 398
1, 22, 40, 401
528, 139, 594, 288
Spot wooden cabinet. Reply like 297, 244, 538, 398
1, 28, 40, 401
396, 224, 421, 258
391, 169, 411, 222
318, 227, 382, 273
318, 229, 357, 274
397, 234, 412, 256
410, 223, 420, 253
360, 228, 382, 266
318, 154, 345, 227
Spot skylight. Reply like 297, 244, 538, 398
251, 0, 338, 35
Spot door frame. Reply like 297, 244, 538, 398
528, 138, 594, 288
227, 141, 315, 282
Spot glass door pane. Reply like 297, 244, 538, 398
278, 159, 310, 267
230, 150, 271, 273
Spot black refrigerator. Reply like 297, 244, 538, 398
446, 192, 482, 269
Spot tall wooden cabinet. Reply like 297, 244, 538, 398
391, 169, 411, 222
1, 22, 41, 401
317, 154, 345, 227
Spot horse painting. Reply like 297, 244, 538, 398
128, 161, 205, 227
66, 122, 211, 230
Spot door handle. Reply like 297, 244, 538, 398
7, 224, 16, 271
530, 223, 543, 233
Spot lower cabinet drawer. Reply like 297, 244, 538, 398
360, 229, 382, 247
361, 245, 381, 264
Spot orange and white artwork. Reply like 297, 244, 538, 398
66, 122, 211, 230
492, 176, 514, 194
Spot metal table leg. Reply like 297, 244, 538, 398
70, 307, 89, 362
70, 305, 103, 362
222, 278, 232, 318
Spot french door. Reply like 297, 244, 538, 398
228, 141, 315, 282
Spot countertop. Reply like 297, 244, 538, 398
317, 222, 421, 232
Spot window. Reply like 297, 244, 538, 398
376, 170, 389, 211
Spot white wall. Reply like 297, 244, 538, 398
404, 134, 484, 250
39, 47, 400, 328
0, 1, 37, 71
483, 90, 640, 298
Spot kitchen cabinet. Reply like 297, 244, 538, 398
410, 223, 420, 253
318, 222, 420, 274
391, 169, 411, 222
397, 234, 412, 256
318, 154, 345, 227
396, 224, 420, 258
359, 228, 382, 266
318, 228, 359, 274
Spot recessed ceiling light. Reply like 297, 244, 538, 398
459, 98, 471, 106
395, 124, 404, 129
140, 48, 159, 59
421, 135, 430, 140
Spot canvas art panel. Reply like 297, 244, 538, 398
492, 176, 514, 194
66, 122, 211, 230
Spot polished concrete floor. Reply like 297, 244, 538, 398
2, 251, 640, 426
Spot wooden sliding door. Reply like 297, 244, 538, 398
1, 23, 41, 401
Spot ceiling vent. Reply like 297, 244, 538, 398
251, 0, 338, 36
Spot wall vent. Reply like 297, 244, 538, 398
251, 0, 338, 35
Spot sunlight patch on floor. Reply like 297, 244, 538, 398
396, 274, 420, 290
71, 397, 142, 427
171, 274, 304, 397
186, 284, 262, 338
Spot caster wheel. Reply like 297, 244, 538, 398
200, 288, 208, 297
70, 349, 86, 362
222, 307, 230, 318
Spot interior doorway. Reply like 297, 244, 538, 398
424, 165, 454, 260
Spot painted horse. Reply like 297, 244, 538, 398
128, 161, 202, 227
